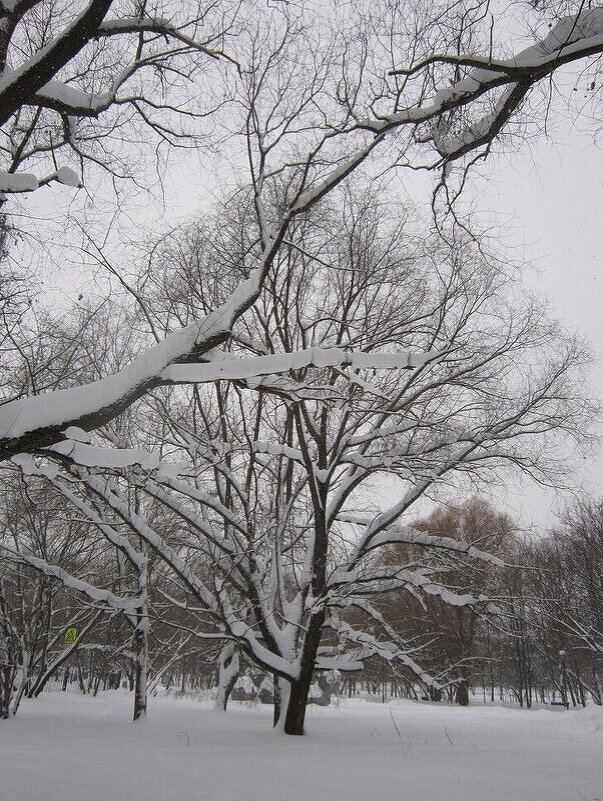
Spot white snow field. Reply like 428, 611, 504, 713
1, 692, 602, 801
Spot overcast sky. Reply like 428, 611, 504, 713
465, 122, 602, 531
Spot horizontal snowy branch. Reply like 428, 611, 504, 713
12, 446, 189, 476
333, 621, 440, 689
0, 166, 81, 193
0, 546, 142, 611
337, 513, 505, 567
162, 347, 443, 383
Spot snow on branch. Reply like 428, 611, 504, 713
215, 583, 298, 678
0, 166, 81, 193
338, 513, 504, 567
11, 445, 189, 477
48, 474, 145, 571
253, 440, 305, 464
0, 1, 114, 127
30, 76, 122, 116
331, 619, 441, 689
328, 561, 489, 610
391, 10, 603, 82
0, 545, 141, 612
0, 269, 267, 460
79, 472, 218, 612
0, 3, 237, 126
162, 346, 443, 383
142, 477, 246, 558
2, 270, 440, 460
94, 16, 227, 64
0, 250, 440, 460
341, 440, 481, 562
382, 8, 603, 160
314, 655, 364, 671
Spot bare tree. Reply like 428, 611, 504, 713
37, 188, 589, 735
0, 466, 153, 720
383, 498, 516, 705
526, 499, 603, 704
1, 2, 602, 462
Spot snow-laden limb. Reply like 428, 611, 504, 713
0, 268, 267, 461
12, 447, 190, 479
162, 346, 443, 383
0, 166, 81, 193
329, 619, 441, 690
327, 560, 489, 609
383, 8, 603, 161
0, 171, 37, 192
390, 570, 488, 609
288, 138, 384, 215
0, 1, 114, 127
94, 16, 226, 63
0, 334, 439, 462
55, 166, 81, 187
77, 473, 218, 613
253, 440, 305, 465
128, 463, 308, 678
337, 513, 505, 568
391, 10, 603, 85
49, 440, 161, 470
47, 475, 145, 571
0, 546, 141, 611
314, 655, 363, 671
214, 642, 240, 711
29, 71, 130, 116
215, 581, 298, 678
340, 439, 483, 567
0, 3, 234, 126
559, 615, 603, 657
141, 478, 246, 560
339, 598, 440, 680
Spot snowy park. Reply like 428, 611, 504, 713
4, 691, 603, 801
1, 2, 603, 800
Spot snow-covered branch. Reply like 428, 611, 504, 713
383, 8, 603, 161
0, 546, 141, 612
337, 514, 505, 568
162, 346, 442, 383
0, 269, 267, 460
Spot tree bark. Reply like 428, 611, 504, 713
283, 610, 325, 735
456, 678, 469, 706
214, 643, 239, 712
132, 626, 147, 721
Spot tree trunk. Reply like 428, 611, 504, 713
132, 626, 147, 721
456, 678, 469, 706
214, 643, 239, 712
283, 611, 325, 735
132, 544, 149, 722
0, 667, 10, 719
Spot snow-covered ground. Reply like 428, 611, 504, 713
1, 692, 602, 801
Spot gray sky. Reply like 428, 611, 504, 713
467, 125, 602, 531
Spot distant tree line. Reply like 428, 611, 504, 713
3, 470, 602, 721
